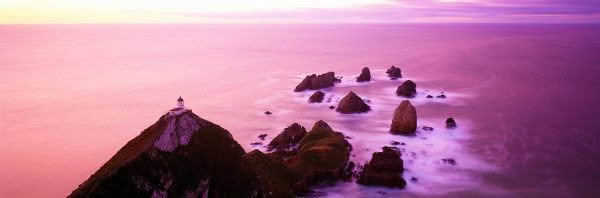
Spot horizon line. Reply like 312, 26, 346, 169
2, 22, 600, 25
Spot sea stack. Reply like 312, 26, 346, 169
390, 100, 417, 135
308, 91, 325, 103
294, 71, 340, 92
386, 66, 402, 78
356, 67, 371, 82
396, 80, 416, 98
336, 91, 371, 113
357, 147, 406, 188
446, 118, 457, 129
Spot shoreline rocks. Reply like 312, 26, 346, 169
390, 100, 417, 135
283, 120, 352, 194
336, 91, 371, 114
308, 91, 325, 103
268, 123, 307, 152
356, 67, 371, 82
396, 80, 417, 98
294, 72, 340, 92
357, 147, 406, 188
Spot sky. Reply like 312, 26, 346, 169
1, 0, 599, 24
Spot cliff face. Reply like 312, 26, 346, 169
69, 112, 283, 198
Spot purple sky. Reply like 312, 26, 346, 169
183, 0, 600, 23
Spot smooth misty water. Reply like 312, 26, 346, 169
1, 24, 600, 198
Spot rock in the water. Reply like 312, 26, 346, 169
446, 118, 457, 129
336, 91, 371, 114
356, 67, 371, 82
441, 158, 456, 165
268, 123, 307, 152
250, 142, 263, 146
308, 91, 325, 103
436, 94, 446, 98
390, 100, 417, 135
329, 106, 335, 110
294, 72, 340, 92
426, 95, 433, 98
265, 111, 272, 115
357, 147, 406, 188
258, 134, 268, 140
386, 66, 402, 78
390, 141, 402, 146
396, 80, 416, 98
68, 111, 294, 198
422, 126, 434, 131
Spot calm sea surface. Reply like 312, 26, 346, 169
1, 24, 600, 197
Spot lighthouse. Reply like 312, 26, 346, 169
169, 96, 189, 116
177, 96, 185, 108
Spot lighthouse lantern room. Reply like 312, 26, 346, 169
168, 96, 189, 116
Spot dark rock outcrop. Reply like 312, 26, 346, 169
268, 123, 307, 152
71, 111, 355, 198
294, 72, 340, 92
265, 111, 272, 115
357, 147, 406, 188
426, 95, 433, 98
396, 80, 416, 98
390, 100, 417, 135
441, 158, 456, 165
69, 111, 290, 198
386, 66, 402, 78
258, 134, 267, 140
243, 150, 300, 197
308, 91, 325, 103
286, 121, 352, 193
446, 118, 457, 129
336, 91, 371, 114
356, 67, 371, 82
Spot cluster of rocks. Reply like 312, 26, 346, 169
426, 93, 446, 99
283, 66, 458, 191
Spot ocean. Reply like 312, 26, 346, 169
1, 24, 599, 197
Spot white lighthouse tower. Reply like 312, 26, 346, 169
177, 96, 184, 108
168, 96, 188, 116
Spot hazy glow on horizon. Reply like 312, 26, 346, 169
1, 0, 599, 24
